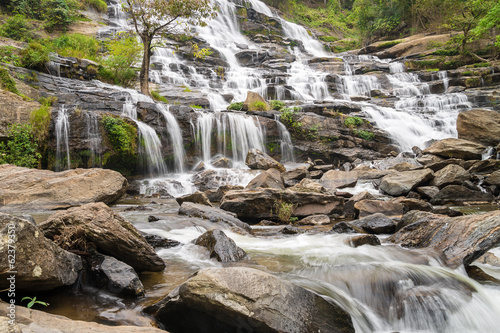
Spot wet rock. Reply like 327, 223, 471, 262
148, 215, 160, 222
296, 214, 330, 226
392, 197, 433, 212
194, 230, 246, 262
309, 170, 323, 179
465, 265, 500, 285
246, 168, 285, 190
350, 213, 397, 234
344, 191, 375, 219
39, 203, 165, 272
178, 202, 251, 233
330, 222, 364, 234
390, 162, 420, 171
246, 148, 286, 172
395, 210, 442, 231
348, 234, 381, 247
387, 210, 500, 268
176, 191, 213, 207
431, 185, 495, 204
283, 166, 309, 184
211, 157, 232, 168
0, 213, 82, 291
210, 185, 244, 203
88, 255, 145, 297
124, 205, 152, 211
320, 170, 358, 189
457, 109, 500, 146
143, 234, 181, 249
474, 252, 500, 267
485, 170, 500, 186
430, 164, 470, 188
416, 186, 440, 200
220, 188, 343, 220
0, 165, 127, 211
417, 154, 444, 165
145, 267, 355, 333
289, 178, 326, 193
467, 160, 500, 175
281, 225, 301, 234
354, 199, 405, 218
235, 50, 269, 67
423, 138, 486, 160
380, 169, 434, 196
430, 206, 464, 217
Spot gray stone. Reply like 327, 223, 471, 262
380, 169, 434, 196
246, 168, 285, 190
178, 202, 251, 233
354, 199, 405, 218
176, 190, 213, 207
350, 213, 397, 234
195, 230, 246, 262
430, 164, 470, 188
416, 186, 440, 200
246, 148, 286, 172
347, 234, 381, 247
320, 170, 358, 189
431, 185, 495, 204
296, 214, 330, 226
423, 138, 486, 160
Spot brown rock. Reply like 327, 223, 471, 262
430, 164, 470, 188
431, 185, 495, 204
194, 230, 246, 262
354, 199, 405, 218
296, 214, 331, 226
457, 109, 500, 146
245, 168, 285, 190
245, 148, 286, 172
423, 138, 486, 160
348, 234, 381, 247
391, 197, 433, 212
380, 169, 434, 196
242, 91, 270, 111
485, 170, 500, 186
416, 186, 440, 200
289, 178, 326, 193
320, 170, 358, 189
176, 190, 213, 207
344, 191, 375, 218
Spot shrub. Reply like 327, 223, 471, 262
273, 200, 297, 224
102, 116, 137, 157
83, 0, 107, 13
344, 116, 363, 128
20, 42, 50, 70
0, 14, 36, 42
99, 37, 142, 87
190, 105, 203, 109
0, 67, 20, 95
0, 46, 21, 67
151, 90, 168, 102
52, 34, 100, 61
227, 102, 243, 111
269, 100, 285, 111
378, 40, 402, 49
250, 101, 268, 111
30, 105, 51, 144
353, 129, 375, 140
0, 123, 41, 168
43, 0, 73, 31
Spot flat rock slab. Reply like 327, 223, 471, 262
146, 267, 354, 333
246, 148, 286, 172
423, 138, 485, 160
320, 170, 358, 189
0, 165, 127, 211
178, 202, 251, 233
380, 169, 434, 196
354, 199, 405, 218
39, 202, 165, 272
387, 211, 500, 268
457, 109, 500, 146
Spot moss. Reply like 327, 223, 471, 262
465, 77, 481, 88
227, 102, 243, 111
101, 116, 138, 174
378, 40, 402, 49
0, 67, 20, 95
236, 7, 247, 17
353, 129, 375, 140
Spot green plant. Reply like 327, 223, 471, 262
21, 297, 48, 309
472, 62, 491, 68
0, 14, 36, 42
307, 124, 319, 140
378, 40, 402, 48
0, 124, 41, 168
52, 34, 101, 61
43, 0, 73, 31
344, 116, 363, 128
102, 116, 137, 157
0, 67, 20, 95
151, 90, 168, 102
227, 102, 243, 111
190, 104, 203, 109
272, 199, 297, 224
0, 46, 21, 67
182, 86, 192, 92
20, 42, 50, 70
353, 129, 375, 140
83, 0, 107, 12
38, 96, 58, 107
30, 105, 51, 144
269, 100, 286, 111
99, 36, 141, 88
191, 43, 213, 59
249, 101, 268, 111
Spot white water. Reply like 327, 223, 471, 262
157, 105, 186, 173
84, 111, 102, 168
55, 105, 70, 171
274, 114, 295, 162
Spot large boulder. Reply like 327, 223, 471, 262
242, 91, 271, 111
485, 170, 500, 186
320, 170, 358, 189
354, 199, 405, 218
344, 191, 375, 218
430, 185, 495, 204
430, 164, 470, 188
178, 202, 251, 233
246, 168, 285, 190
349, 213, 397, 234
387, 211, 500, 268
289, 178, 326, 193
39, 203, 165, 272
176, 191, 213, 207
457, 109, 500, 146
220, 188, 344, 220
0, 213, 82, 291
422, 138, 486, 160
246, 148, 286, 172
145, 267, 355, 333
0, 165, 127, 211
194, 230, 247, 262
380, 169, 434, 196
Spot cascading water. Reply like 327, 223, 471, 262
274, 114, 295, 162
84, 111, 102, 168
55, 105, 70, 171
157, 105, 186, 173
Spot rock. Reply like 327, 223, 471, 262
289, 178, 326, 193
211, 157, 232, 168
391, 162, 420, 171
283, 166, 309, 184
392, 197, 433, 212
176, 191, 213, 207
246, 148, 286, 172
0, 300, 163, 332
430, 164, 470, 188
431, 185, 495, 204
344, 191, 375, 218
0, 165, 127, 211
424, 158, 464, 172
395, 210, 442, 231
236, 50, 269, 67
210, 185, 244, 202
145, 267, 355, 333
474, 252, 500, 267
417, 154, 444, 165
220, 188, 343, 220
39, 203, 165, 272
242, 91, 270, 111
143, 234, 181, 248
485, 170, 500, 186
282, 225, 301, 234
430, 206, 464, 217
416, 186, 440, 200
178, 202, 251, 233
423, 138, 486, 160
296, 214, 330, 226
350, 213, 397, 234
320, 170, 358, 189
331, 222, 364, 234
354, 199, 405, 218
0, 213, 82, 291
467, 160, 500, 174
465, 265, 500, 285
88, 255, 145, 297
380, 169, 434, 196
457, 109, 500, 146
387, 211, 500, 268
245, 168, 285, 190
348, 234, 381, 247
309, 170, 323, 179
194, 230, 246, 262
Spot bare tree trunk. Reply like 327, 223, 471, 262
139, 39, 152, 96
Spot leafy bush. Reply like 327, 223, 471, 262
227, 102, 243, 111
83, 0, 107, 12
0, 124, 41, 168
43, 0, 73, 31
269, 100, 285, 111
190, 105, 203, 109
99, 37, 142, 87
0, 15, 36, 42
250, 101, 268, 111
273, 200, 297, 224
353, 129, 375, 140
151, 89, 168, 102
102, 116, 137, 157
0, 46, 21, 66
30, 104, 51, 144
344, 116, 363, 128
20, 42, 50, 70
0, 67, 20, 95
52, 34, 100, 61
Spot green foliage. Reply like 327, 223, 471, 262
227, 102, 243, 111
83, 0, 107, 12
319, 36, 339, 42
0, 124, 41, 168
30, 104, 51, 144
353, 129, 375, 140
182, 86, 192, 92
432, 47, 459, 56
280, 107, 303, 134
344, 116, 363, 128
43, 0, 73, 31
191, 43, 213, 59
20, 42, 50, 70
151, 89, 168, 102
0, 14, 36, 42
102, 116, 137, 157
21, 296, 48, 309
472, 62, 491, 67
99, 36, 142, 87
269, 100, 286, 111
52, 34, 100, 61
249, 101, 268, 111
473, 0, 500, 47
306, 124, 319, 140
38, 95, 58, 106
0, 67, 20, 95
190, 104, 203, 109
378, 40, 402, 48
272, 199, 297, 224
0, 46, 21, 67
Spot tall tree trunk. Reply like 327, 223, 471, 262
139, 38, 152, 96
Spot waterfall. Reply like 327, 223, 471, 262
85, 111, 102, 168
55, 105, 70, 171
157, 105, 186, 173
274, 114, 295, 162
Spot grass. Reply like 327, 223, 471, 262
227, 102, 243, 111
151, 90, 168, 103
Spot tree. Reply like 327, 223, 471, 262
473, 0, 500, 48
123, 0, 217, 96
